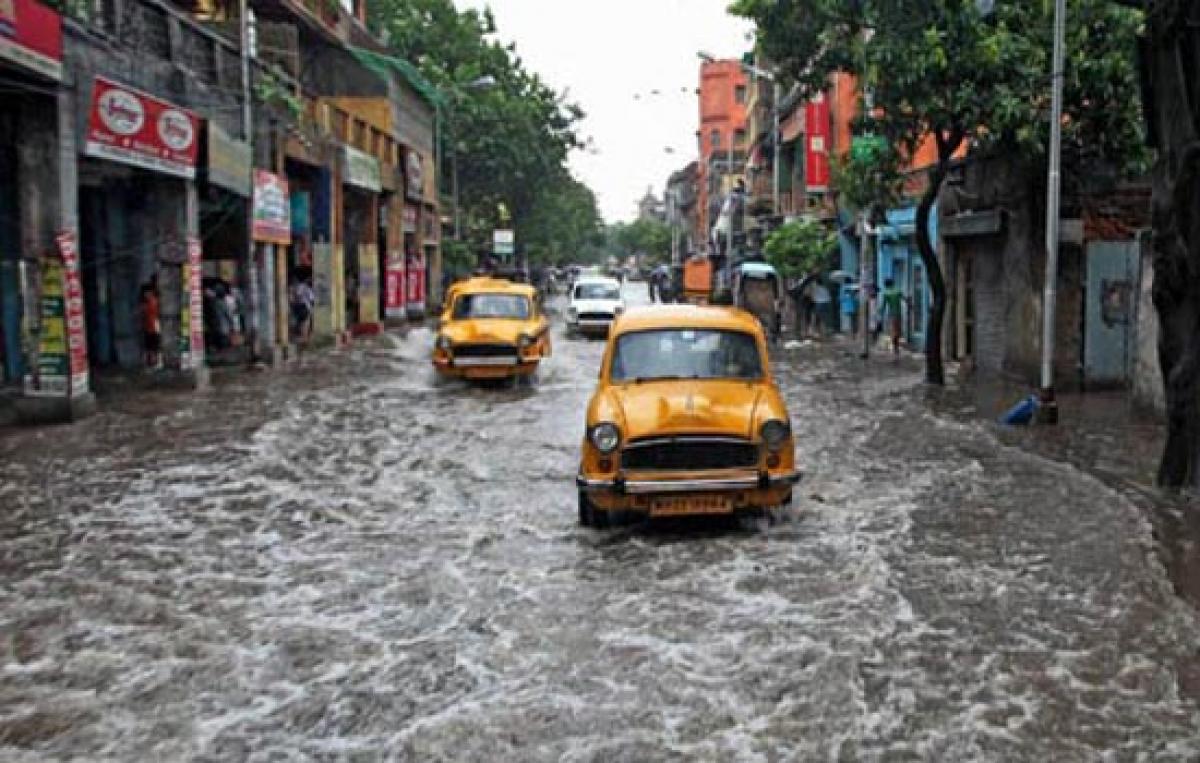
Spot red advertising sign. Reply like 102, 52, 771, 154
385, 254, 406, 319
56, 231, 89, 396
85, 77, 199, 179
252, 170, 291, 244
406, 251, 426, 315
0, 0, 63, 81
805, 93, 831, 192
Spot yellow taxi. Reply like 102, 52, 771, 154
576, 304, 800, 526
433, 277, 551, 380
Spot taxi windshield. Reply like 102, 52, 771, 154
610, 329, 763, 382
453, 293, 530, 320
575, 283, 620, 301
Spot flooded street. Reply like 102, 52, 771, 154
2, 287, 1199, 761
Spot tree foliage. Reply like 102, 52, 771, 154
611, 219, 672, 264
368, 0, 599, 263
764, 219, 838, 280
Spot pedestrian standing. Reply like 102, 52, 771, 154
880, 278, 904, 356
812, 279, 832, 338
648, 271, 658, 303
840, 285, 859, 337
140, 278, 161, 369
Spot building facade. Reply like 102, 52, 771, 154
697, 59, 748, 248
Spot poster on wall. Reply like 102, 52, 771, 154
85, 77, 199, 179
25, 255, 66, 396
58, 232, 89, 396
252, 170, 291, 244
805, 94, 831, 192
385, 251, 406, 319
406, 250, 426, 316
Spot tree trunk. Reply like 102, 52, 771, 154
1146, 5, 1200, 490
915, 162, 948, 386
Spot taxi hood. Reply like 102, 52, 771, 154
442, 318, 530, 345
606, 379, 764, 441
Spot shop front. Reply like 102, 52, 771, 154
199, 122, 251, 364
341, 144, 381, 335
77, 75, 206, 388
0, 0, 96, 421
403, 148, 428, 320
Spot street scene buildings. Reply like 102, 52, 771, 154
3, 0, 1200, 759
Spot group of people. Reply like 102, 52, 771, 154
794, 275, 908, 355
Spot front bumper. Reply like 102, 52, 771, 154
576, 470, 801, 494
568, 317, 614, 331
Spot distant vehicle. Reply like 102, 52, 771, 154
433, 276, 552, 382
566, 276, 625, 337
733, 261, 784, 342
576, 304, 800, 527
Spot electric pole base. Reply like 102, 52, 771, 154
1036, 388, 1059, 425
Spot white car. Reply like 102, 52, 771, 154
566, 277, 625, 336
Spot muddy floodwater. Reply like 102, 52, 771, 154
1, 288, 1199, 761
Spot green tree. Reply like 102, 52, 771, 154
369, 0, 592, 259
731, 0, 1144, 387
764, 219, 838, 280
611, 219, 672, 263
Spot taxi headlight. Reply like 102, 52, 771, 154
518, 334, 535, 349
436, 335, 452, 351
761, 419, 790, 452
589, 423, 621, 454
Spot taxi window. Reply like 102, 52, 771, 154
453, 293, 531, 320
610, 329, 763, 382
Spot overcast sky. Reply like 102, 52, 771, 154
455, 0, 752, 223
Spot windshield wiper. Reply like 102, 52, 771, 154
630, 374, 693, 384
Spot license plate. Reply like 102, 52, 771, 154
453, 356, 518, 367
650, 494, 733, 517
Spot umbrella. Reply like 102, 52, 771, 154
828, 270, 855, 283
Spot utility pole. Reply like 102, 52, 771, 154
238, 0, 259, 362
1038, 0, 1066, 424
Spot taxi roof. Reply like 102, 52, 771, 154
613, 304, 764, 335
449, 276, 537, 297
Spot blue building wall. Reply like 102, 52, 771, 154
875, 204, 937, 351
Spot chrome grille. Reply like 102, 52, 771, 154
621, 437, 758, 471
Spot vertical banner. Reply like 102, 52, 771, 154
58, 232, 89, 396
406, 249, 426, 316
384, 251, 406, 319
185, 237, 203, 368
358, 243, 379, 326
805, 93, 831, 192
312, 242, 334, 338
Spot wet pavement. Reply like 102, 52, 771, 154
1, 286, 1199, 761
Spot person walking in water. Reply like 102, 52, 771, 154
879, 278, 905, 356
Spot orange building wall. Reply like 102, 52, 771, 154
697, 60, 749, 243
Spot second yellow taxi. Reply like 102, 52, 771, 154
433, 276, 551, 381
576, 304, 800, 526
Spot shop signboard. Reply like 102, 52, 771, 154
205, 123, 251, 197
85, 77, 200, 179
0, 0, 62, 81
493, 229, 514, 257
385, 251, 406, 319
343, 145, 382, 192
58, 232, 88, 396
181, 237, 204, 369
805, 94, 831, 192
405, 150, 424, 202
406, 250, 426, 315
252, 170, 291, 244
